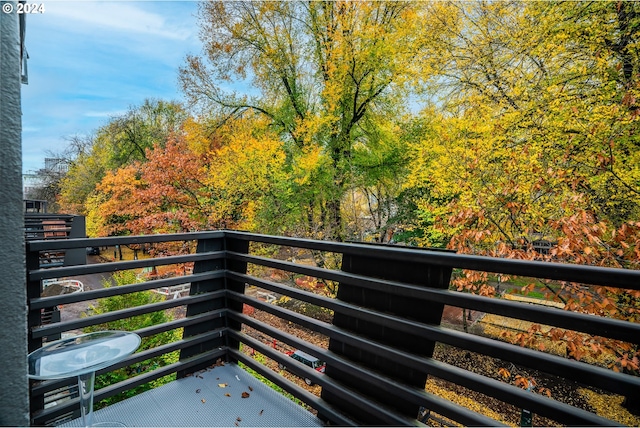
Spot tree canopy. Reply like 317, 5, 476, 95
179, 0, 443, 240
56, 1, 640, 269
54, 0, 640, 383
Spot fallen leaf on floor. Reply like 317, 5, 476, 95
248, 386, 253, 391
218, 383, 228, 388
225, 393, 231, 397
241, 391, 250, 398
201, 399, 206, 403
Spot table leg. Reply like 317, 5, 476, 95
78, 371, 95, 427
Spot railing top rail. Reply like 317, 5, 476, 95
26, 229, 640, 289
27, 230, 225, 251
24, 213, 77, 219
225, 231, 640, 289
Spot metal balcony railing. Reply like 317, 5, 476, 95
26, 231, 640, 426
25, 213, 86, 267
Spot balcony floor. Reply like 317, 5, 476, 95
61, 363, 323, 427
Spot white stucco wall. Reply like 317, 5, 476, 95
0, 1, 29, 425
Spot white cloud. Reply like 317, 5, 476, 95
44, 1, 192, 41
84, 110, 127, 118
21, 1, 200, 173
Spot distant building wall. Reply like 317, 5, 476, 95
0, 1, 30, 425
44, 157, 69, 173
23, 172, 44, 197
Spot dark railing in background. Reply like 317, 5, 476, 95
25, 213, 86, 267
25, 213, 87, 345
26, 231, 640, 426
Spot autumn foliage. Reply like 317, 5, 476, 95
92, 136, 208, 236
55, 0, 640, 396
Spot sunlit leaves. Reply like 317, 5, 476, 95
91, 136, 208, 236
59, 100, 187, 216
203, 115, 287, 231
401, 1, 640, 382
180, 0, 444, 240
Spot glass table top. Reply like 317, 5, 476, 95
28, 331, 141, 380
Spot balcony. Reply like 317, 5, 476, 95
26, 231, 640, 426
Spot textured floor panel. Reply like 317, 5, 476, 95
61, 364, 323, 427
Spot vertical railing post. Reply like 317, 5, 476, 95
26, 242, 44, 421
26, 243, 44, 353
63, 215, 86, 266
321, 245, 454, 424
223, 235, 249, 360
178, 236, 226, 378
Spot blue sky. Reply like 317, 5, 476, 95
21, 0, 201, 173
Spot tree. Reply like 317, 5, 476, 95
180, 1, 443, 240
199, 114, 289, 232
101, 99, 187, 170
59, 99, 187, 217
345, 116, 411, 242
403, 1, 640, 406
405, 0, 640, 267
90, 136, 209, 237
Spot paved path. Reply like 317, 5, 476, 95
56, 255, 112, 332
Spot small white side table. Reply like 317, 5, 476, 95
28, 331, 141, 427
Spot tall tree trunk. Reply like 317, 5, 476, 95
326, 198, 343, 242
615, 2, 638, 86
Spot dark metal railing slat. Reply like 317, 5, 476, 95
30, 271, 224, 310
31, 290, 225, 338
227, 253, 640, 343
26, 230, 224, 252
225, 231, 640, 289
29, 251, 224, 281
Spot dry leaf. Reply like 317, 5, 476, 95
248, 386, 253, 391
201, 399, 206, 403
241, 391, 250, 398
225, 393, 231, 397
218, 383, 228, 388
